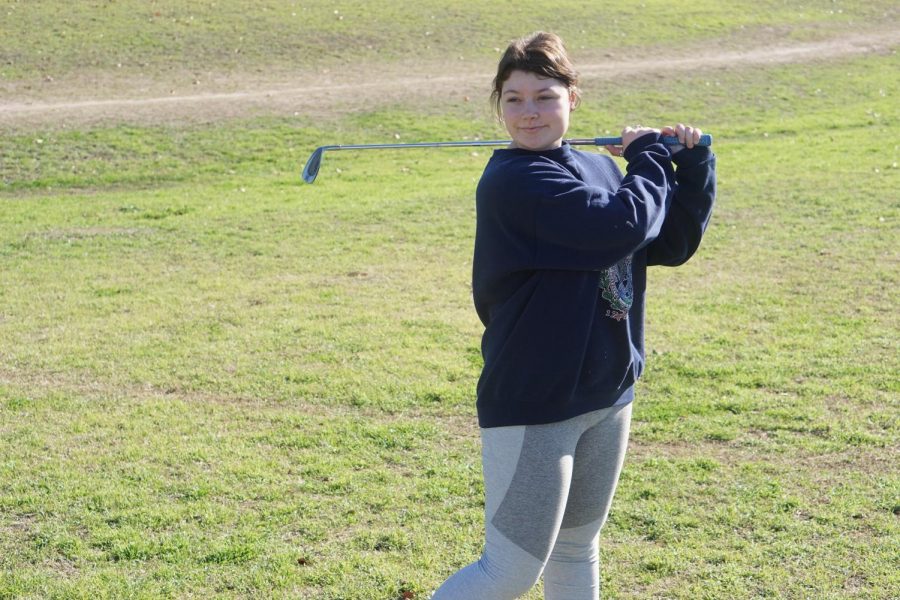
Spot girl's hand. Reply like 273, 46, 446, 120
661, 123, 703, 151
604, 125, 659, 157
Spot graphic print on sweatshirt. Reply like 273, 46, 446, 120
599, 256, 633, 321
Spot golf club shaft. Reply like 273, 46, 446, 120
302, 134, 713, 183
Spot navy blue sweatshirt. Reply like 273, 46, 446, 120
472, 134, 716, 428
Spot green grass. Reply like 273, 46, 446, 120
1, 2, 899, 599
2, 0, 897, 83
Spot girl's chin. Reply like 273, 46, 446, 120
514, 139, 562, 151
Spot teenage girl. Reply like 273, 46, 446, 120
431, 31, 716, 599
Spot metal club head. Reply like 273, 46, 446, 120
302, 146, 326, 184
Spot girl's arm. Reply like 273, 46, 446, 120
645, 126, 717, 266
478, 133, 676, 273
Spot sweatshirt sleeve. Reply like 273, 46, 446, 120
480, 135, 675, 272
645, 146, 717, 267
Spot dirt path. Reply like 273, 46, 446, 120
1, 28, 897, 129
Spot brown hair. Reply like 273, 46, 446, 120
491, 32, 581, 119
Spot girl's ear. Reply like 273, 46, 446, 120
569, 89, 578, 111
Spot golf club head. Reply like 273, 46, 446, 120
302, 147, 325, 184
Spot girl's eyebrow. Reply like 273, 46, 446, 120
502, 87, 556, 96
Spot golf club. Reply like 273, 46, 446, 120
301, 134, 712, 184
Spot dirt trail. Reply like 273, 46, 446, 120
1, 28, 897, 129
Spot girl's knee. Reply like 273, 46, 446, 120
481, 553, 544, 597
548, 532, 599, 563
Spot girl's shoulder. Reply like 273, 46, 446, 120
480, 146, 623, 194
483, 147, 572, 181
565, 148, 624, 186
569, 147, 621, 171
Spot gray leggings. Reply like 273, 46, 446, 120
432, 403, 632, 600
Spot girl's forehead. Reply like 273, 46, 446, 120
503, 70, 566, 91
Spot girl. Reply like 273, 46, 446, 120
431, 32, 716, 599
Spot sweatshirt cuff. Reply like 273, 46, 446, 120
622, 132, 663, 162
671, 145, 713, 168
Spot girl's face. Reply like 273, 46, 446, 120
500, 69, 575, 151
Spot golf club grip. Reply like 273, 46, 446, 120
589, 134, 713, 147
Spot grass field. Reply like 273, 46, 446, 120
2, 1, 896, 83
1, 2, 899, 599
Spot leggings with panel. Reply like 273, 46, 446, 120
432, 402, 632, 600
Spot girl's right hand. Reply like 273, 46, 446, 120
604, 125, 659, 157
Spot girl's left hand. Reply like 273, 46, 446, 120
661, 123, 702, 149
